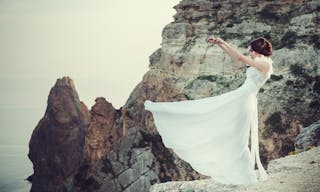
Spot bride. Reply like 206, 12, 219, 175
144, 37, 273, 185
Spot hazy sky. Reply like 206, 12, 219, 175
0, 0, 179, 109
0, 0, 179, 145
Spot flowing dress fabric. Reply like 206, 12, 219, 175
144, 56, 273, 185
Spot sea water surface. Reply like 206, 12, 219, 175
0, 107, 42, 192
0, 145, 32, 192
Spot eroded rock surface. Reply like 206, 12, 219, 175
295, 120, 320, 152
75, 127, 204, 192
84, 97, 121, 165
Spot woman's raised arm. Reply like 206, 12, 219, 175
208, 37, 270, 74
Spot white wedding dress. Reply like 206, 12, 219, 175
144, 56, 273, 185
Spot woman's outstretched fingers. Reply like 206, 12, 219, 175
208, 37, 217, 44
214, 38, 224, 44
207, 37, 224, 45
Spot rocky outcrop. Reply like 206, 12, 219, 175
28, 78, 204, 192
295, 120, 320, 152
28, 77, 90, 192
74, 127, 204, 192
150, 146, 320, 192
83, 97, 122, 165
74, 127, 159, 192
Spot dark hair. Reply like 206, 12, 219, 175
249, 37, 272, 56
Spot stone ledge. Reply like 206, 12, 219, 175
150, 146, 320, 192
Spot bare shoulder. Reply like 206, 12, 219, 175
256, 56, 273, 64
254, 56, 273, 76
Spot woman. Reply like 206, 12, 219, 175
144, 37, 273, 185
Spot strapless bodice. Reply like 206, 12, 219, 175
244, 56, 273, 91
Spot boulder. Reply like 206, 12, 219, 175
295, 120, 320, 152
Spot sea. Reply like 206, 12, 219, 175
0, 107, 42, 192
0, 145, 32, 192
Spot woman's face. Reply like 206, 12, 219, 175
248, 45, 259, 58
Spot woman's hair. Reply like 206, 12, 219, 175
249, 37, 272, 56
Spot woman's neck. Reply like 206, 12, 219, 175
252, 54, 265, 59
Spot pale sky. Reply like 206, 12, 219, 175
0, 0, 179, 109
0, 0, 180, 145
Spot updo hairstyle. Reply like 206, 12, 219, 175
249, 37, 272, 56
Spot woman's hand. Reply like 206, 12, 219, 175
207, 37, 225, 45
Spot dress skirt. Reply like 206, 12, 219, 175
144, 80, 268, 185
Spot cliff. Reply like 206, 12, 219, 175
28, 0, 320, 191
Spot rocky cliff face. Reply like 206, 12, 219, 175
83, 97, 122, 166
75, 125, 207, 192
28, 0, 320, 191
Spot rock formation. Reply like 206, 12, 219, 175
74, 127, 160, 192
28, 77, 90, 191
28, 77, 204, 192
295, 120, 320, 152
28, 0, 320, 191
75, 126, 207, 192
83, 97, 122, 166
